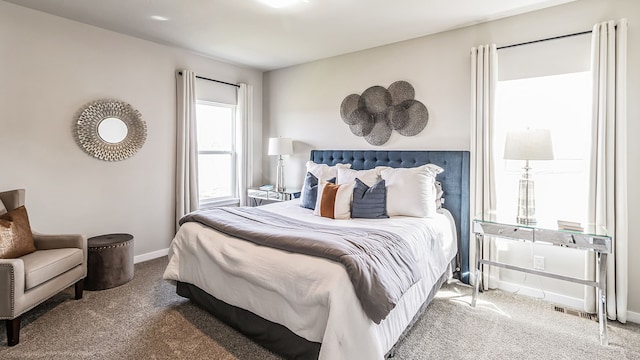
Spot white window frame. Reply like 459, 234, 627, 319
196, 100, 239, 208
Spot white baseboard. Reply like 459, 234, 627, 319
134, 248, 169, 264
496, 280, 584, 310
626, 310, 640, 324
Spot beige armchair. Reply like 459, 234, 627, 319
0, 189, 87, 346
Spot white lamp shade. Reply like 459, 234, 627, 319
268, 137, 293, 156
504, 129, 554, 160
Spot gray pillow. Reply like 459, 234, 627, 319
301, 172, 335, 210
0, 199, 6, 216
351, 178, 388, 219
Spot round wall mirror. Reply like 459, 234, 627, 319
74, 99, 147, 161
98, 117, 128, 143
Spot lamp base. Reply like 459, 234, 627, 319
516, 215, 537, 225
275, 156, 285, 192
516, 163, 536, 225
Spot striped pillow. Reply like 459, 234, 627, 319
314, 182, 354, 219
351, 178, 388, 219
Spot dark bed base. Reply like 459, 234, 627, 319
176, 281, 321, 360
176, 267, 450, 360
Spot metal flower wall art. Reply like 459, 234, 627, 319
340, 81, 428, 146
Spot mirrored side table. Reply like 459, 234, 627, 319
471, 218, 612, 345
247, 188, 300, 206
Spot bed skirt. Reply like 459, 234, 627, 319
175, 264, 451, 360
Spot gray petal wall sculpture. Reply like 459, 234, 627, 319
340, 81, 428, 146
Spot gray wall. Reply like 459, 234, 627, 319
0, 2, 263, 260
264, 0, 640, 318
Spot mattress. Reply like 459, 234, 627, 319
163, 199, 457, 359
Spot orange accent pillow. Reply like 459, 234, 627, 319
0, 206, 36, 259
314, 181, 354, 219
319, 183, 340, 219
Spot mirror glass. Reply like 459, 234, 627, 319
98, 117, 128, 143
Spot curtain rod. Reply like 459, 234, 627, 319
497, 29, 592, 50
177, 71, 240, 88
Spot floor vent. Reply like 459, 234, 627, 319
553, 305, 598, 321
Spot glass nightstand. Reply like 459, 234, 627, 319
247, 188, 300, 206
471, 217, 612, 345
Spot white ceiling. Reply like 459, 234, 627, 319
5, 0, 576, 71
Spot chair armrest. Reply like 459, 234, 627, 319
0, 259, 25, 318
33, 233, 88, 271
33, 233, 86, 251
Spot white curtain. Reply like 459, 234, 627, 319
175, 69, 199, 231
585, 19, 628, 322
236, 83, 253, 206
470, 44, 498, 290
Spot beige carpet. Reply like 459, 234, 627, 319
1, 257, 639, 359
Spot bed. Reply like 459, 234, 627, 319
164, 150, 470, 359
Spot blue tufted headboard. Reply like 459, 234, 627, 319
310, 150, 471, 284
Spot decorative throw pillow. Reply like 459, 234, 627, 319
0, 206, 36, 259
351, 179, 388, 219
314, 181, 354, 219
0, 198, 6, 216
301, 173, 336, 210
299, 161, 350, 207
337, 167, 381, 187
380, 164, 442, 218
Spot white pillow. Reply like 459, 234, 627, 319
380, 164, 442, 217
324, 162, 352, 179
423, 163, 444, 177
300, 161, 351, 205
337, 167, 381, 187
314, 181, 354, 219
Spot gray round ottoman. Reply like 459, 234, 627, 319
85, 233, 134, 290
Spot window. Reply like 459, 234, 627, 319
494, 71, 592, 222
196, 101, 237, 205
490, 33, 594, 300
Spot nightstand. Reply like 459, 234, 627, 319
247, 188, 301, 206
471, 218, 612, 345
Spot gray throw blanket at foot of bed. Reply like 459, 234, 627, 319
180, 207, 421, 324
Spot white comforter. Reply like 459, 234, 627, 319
163, 199, 457, 360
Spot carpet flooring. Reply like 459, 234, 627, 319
1, 257, 639, 359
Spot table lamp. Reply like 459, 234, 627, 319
268, 137, 293, 192
504, 129, 553, 225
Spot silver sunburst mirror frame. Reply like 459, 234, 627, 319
74, 99, 147, 161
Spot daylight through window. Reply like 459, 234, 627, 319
196, 101, 237, 204
494, 71, 592, 223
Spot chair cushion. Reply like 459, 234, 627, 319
0, 206, 36, 259
21, 248, 83, 290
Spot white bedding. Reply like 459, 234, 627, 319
163, 199, 457, 360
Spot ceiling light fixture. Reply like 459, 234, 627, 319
150, 15, 169, 21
